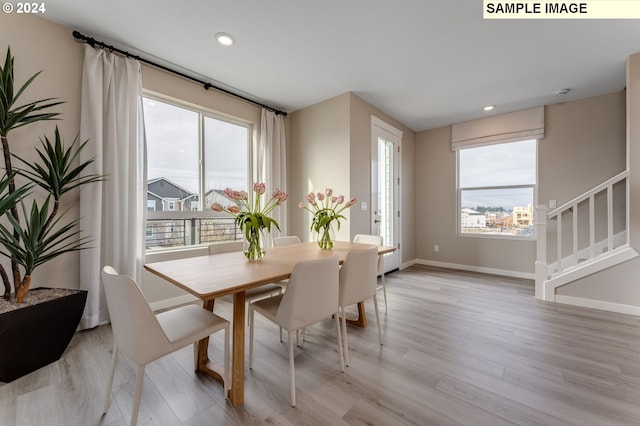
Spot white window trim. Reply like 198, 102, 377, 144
143, 91, 253, 253
456, 140, 539, 240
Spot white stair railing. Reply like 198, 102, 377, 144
535, 170, 630, 300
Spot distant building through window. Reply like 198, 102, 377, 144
143, 95, 250, 251
457, 139, 537, 238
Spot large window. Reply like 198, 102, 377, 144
457, 139, 537, 238
143, 95, 250, 251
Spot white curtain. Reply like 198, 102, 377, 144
258, 109, 287, 237
78, 45, 146, 329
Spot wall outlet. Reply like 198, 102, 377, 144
434, 244, 440, 252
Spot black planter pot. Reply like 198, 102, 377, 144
0, 288, 87, 383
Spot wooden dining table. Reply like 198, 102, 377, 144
144, 240, 396, 406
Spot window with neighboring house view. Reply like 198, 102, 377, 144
457, 139, 537, 238
143, 95, 250, 251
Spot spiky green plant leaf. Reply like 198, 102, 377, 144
0, 47, 62, 137
13, 126, 104, 200
0, 198, 92, 275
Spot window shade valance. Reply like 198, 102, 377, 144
451, 106, 544, 151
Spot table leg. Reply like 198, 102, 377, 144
345, 301, 367, 327
229, 291, 246, 406
196, 299, 227, 388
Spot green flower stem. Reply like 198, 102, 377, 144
317, 223, 334, 250
244, 226, 264, 261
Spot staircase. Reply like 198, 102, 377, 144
535, 170, 639, 301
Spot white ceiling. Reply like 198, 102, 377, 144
43, 1, 640, 131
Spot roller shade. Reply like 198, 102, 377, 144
451, 106, 544, 151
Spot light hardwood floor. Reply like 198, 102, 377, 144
2, 265, 640, 425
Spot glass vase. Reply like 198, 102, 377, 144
244, 227, 265, 261
316, 223, 335, 250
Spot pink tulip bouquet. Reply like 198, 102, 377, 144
298, 188, 356, 250
211, 183, 288, 260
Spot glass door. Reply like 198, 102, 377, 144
371, 117, 401, 272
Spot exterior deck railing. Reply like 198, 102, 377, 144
146, 213, 240, 250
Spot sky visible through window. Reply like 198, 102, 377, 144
144, 97, 248, 194
459, 139, 536, 210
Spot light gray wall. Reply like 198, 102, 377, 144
348, 93, 416, 265
288, 93, 351, 242
416, 91, 626, 277
556, 55, 640, 306
416, 126, 537, 275
539, 92, 626, 208
0, 13, 84, 292
288, 92, 416, 264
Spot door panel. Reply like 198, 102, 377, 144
371, 117, 402, 272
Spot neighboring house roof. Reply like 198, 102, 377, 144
147, 180, 239, 208
147, 177, 196, 202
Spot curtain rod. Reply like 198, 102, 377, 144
72, 30, 287, 116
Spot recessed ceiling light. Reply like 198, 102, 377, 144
215, 32, 235, 47
483, 105, 495, 111
554, 88, 571, 96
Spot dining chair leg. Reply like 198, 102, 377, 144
340, 306, 349, 366
381, 274, 388, 311
249, 306, 255, 370
296, 328, 306, 347
288, 331, 296, 407
103, 343, 118, 414
334, 312, 345, 372
193, 342, 198, 371
130, 364, 146, 426
224, 323, 230, 398
378, 256, 388, 311
373, 295, 384, 346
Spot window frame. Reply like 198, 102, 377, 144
143, 91, 254, 253
456, 139, 538, 240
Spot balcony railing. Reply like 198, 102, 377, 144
146, 212, 241, 250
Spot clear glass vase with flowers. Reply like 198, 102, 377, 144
298, 188, 356, 250
211, 183, 288, 261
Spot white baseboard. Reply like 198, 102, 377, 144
400, 259, 417, 270
149, 294, 198, 312
554, 294, 640, 316
415, 259, 535, 280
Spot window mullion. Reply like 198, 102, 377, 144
460, 184, 535, 191
198, 113, 205, 211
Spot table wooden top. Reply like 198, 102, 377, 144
145, 241, 395, 300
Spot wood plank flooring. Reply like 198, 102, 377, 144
2, 265, 640, 425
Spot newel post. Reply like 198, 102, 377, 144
535, 205, 549, 300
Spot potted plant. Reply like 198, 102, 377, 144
0, 47, 103, 382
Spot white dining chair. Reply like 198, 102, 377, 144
339, 247, 383, 366
271, 235, 304, 343
353, 233, 388, 311
208, 241, 285, 307
249, 256, 344, 407
101, 266, 229, 426
272, 235, 301, 246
